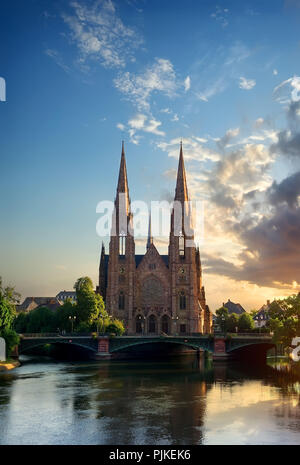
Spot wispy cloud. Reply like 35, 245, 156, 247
273, 75, 300, 104
117, 113, 165, 144
184, 76, 191, 92
61, 0, 142, 70
114, 58, 178, 111
211, 5, 229, 28
45, 49, 70, 73
239, 76, 256, 90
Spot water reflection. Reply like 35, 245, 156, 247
0, 355, 300, 444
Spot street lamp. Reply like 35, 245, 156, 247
69, 315, 76, 333
172, 316, 179, 335
221, 316, 226, 334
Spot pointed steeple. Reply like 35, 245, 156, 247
146, 212, 153, 250
174, 141, 189, 202
117, 141, 129, 195
115, 141, 131, 220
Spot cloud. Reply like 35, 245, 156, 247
268, 171, 300, 208
273, 75, 300, 104
271, 100, 300, 158
211, 5, 229, 28
61, 0, 141, 69
114, 58, 177, 110
119, 113, 165, 144
239, 76, 256, 90
184, 76, 191, 92
44, 49, 70, 73
216, 127, 240, 150
191, 42, 253, 103
157, 136, 219, 164
195, 77, 227, 102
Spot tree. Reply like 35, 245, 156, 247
0, 277, 20, 332
2, 328, 20, 356
13, 312, 30, 333
0, 278, 21, 356
55, 300, 76, 332
26, 306, 56, 333
215, 306, 229, 332
238, 313, 255, 332
105, 319, 125, 336
227, 313, 239, 332
74, 277, 103, 325
268, 294, 300, 349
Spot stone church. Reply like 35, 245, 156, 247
96, 142, 212, 335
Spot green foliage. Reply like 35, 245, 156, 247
75, 321, 91, 333
268, 294, 300, 348
227, 313, 239, 332
74, 277, 105, 325
55, 300, 76, 332
1, 328, 20, 357
214, 306, 256, 333
14, 312, 29, 333
0, 277, 19, 332
238, 312, 255, 332
26, 306, 57, 333
215, 306, 229, 331
105, 319, 125, 336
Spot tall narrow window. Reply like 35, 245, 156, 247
179, 291, 186, 310
119, 232, 126, 256
119, 291, 125, 310
179, 232, 185, 257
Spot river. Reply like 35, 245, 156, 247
0, 355, 300, 445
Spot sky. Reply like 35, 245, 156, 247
0, 0, 300, 311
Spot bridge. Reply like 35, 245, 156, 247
18, 333, 275, 361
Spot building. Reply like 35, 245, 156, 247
56, 290, 77, 304
17, 297, 62, 313
96, 142, 212, 335
253, 300, 271, 327
222, 299, 246, 315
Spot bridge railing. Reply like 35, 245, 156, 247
19, 333, 60, 338
226, 332, 272, 338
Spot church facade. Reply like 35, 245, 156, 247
96, 143, 212, 335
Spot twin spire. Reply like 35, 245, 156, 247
116, 141, 189, 247
175, 141, 189, 203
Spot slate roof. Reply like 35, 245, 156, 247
17, 297, 61, 312
223, 300, 246, 315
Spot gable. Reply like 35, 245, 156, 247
136, 244, 168, 273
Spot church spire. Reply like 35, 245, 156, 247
115, 141, 130, 218
117, 141, 129, 195
146, 212, 153, 250
174, 141, 189, 203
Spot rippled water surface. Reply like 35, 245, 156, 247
0, 355, 300, 445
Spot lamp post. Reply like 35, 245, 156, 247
221, 316, 226, 335
172, 316, 179, 335
69, 315, 76, 333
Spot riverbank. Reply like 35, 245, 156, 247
0, 360, 20, 372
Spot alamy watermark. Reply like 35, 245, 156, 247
291, 337, 300, 362
0, 77, 6, 102
96, 195, 205, 246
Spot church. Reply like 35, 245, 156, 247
96, 142, 212, 335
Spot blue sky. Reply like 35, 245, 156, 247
1, 0, 300, 310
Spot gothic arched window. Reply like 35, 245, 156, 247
161, 314, 170, 334
136, 316, 143, 334
148, 315, 156, 333
119, 291, 125, 310
179, 291, 186, 310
